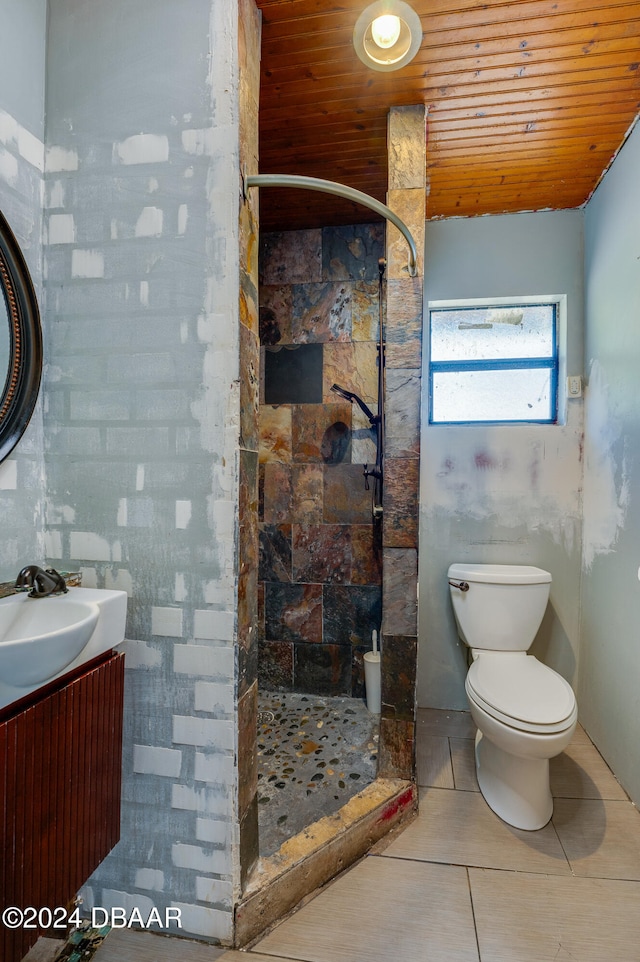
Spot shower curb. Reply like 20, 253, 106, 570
234, 777, 417, 947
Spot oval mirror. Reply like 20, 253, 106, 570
0, 210, 42, 463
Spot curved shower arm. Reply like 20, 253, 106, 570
243, 172, 418, 278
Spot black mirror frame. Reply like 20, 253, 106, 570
0, 210, 43, 463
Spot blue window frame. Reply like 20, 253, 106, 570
428, 300, 559, 425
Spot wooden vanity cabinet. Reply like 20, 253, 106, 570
0, 651, 125, 962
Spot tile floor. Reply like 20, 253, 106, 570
28, 709, 640, 962
220, 708, 640, 962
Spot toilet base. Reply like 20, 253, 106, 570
475, 729, 553, 831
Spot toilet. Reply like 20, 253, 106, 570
447, 562, 577, 831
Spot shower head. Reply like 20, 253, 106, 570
331, 383, 353, 402
330, 383, 377, 425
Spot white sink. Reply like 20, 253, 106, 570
0, 587, 127, 711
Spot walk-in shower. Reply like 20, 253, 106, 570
251, 173, 419, 859
257, 222, 387, 855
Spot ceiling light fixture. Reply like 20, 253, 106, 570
353, 1, 422, 72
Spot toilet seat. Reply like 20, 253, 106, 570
466, 653, 576, 735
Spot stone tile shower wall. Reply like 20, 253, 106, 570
258, 225, 384, 697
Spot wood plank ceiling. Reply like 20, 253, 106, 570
254, 0, 640, 231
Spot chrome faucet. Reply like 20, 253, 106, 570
15, 565, 69, 598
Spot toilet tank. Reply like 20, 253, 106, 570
447, 563, 552, 651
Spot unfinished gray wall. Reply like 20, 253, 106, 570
44, 0, 243, 943
0, 0, 47, 580
580, 121, 640, 806
419, 211, 584, 709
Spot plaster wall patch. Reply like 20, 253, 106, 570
135, 206, 163, 237
123, 640, 162, 670
69, 531, 121, 562
114, 133, 169, 166
47, 180, 65, 208
582, 359, 630, 569
195, 876, 233, 907
178, 204, 188, 235
0, 147, 18, 186
424, 405, 583, 551
135, 869, 165, 892
48, 213, 75, 244
0, 110, 45, 170
71, 249, 104, 278
0, 460, 17, 490
169, 902, 232, 942
46, 144, 78, 172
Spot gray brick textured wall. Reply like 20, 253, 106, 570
0, 1, 47, 581
40, 0, 244, 944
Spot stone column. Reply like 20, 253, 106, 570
379, 105, 426, 778
237, 0, 261, 892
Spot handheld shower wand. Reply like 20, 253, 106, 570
330, 383, 378, 424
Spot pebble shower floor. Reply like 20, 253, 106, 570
257, 692, 380, 857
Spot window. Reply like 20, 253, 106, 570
428, 298, 561, 424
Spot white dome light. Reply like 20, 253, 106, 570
353, 2, 422, 72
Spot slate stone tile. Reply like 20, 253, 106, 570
238, 680, 258, 817
381, 634, 418, 718
258, 463, 265, 521
238, 632, 258, 699
388, 106, 428, 190
294, 643, 352, 696
262, 462, 292, 523
258, 639, 294, 691
259, 523, 292, 582
384, 369, 421, 459
291, 281, 352, 342
240, 321, 260, 452
264, 343, 323, 404
385, 276, 423, 369
292, 402, 352, 464
323, 585, 382, 646
238, 561, 258, 664
352, 644, 369, 698
291, 463, 323, 522
292, 523, 351, 585
239, 448, 259, 527
378, 715, 415, 779
257, 582, 265, 642
259, 285, 293, 345
382, 547, 418, 636
351, 523, 383, 586
265, 581, 323, 643
352, 280, 381, 341
239, 202, 259, 341
261, 229, 322, 284
387, 189, 425, 280
239, 793, 259, 891
323, 342, 378, 406
351, 406, 378, 465
259, 345, 266, 404
322, 223, 385, 281
323, 463, 372, 523
383, 457, 419, 548
259, 404, 292, 463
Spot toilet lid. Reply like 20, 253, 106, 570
466, 653, 576, 731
